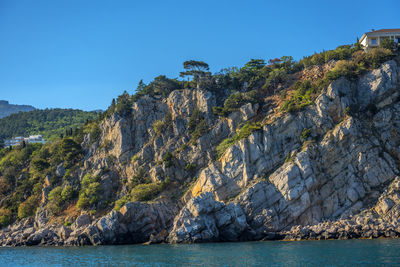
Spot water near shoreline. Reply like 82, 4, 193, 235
1, 239, 400, 266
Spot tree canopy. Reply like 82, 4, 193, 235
180, 60, 210, 82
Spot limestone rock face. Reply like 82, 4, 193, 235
168, 192, 249, 243
170, 59, 400, 242
72, 214, 91, 231
2, 59, 400, 246
357, 60, 400, 108
55, 163, 66, 177
62, 201, 177, 246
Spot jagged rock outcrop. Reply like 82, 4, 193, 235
168, 192, 250, 243
172, 59, 400, 242
1, 58, 400, 246
62, 200, 177, 246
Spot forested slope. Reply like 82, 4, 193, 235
0, 109, 99, 142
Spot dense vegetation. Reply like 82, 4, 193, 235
0, 123, 90, 227
0, 109, 99, 142
281, 47, 395, 113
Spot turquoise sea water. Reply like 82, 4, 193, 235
1, 239, 400, 266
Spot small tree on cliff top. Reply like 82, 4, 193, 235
180, 60, 210, 85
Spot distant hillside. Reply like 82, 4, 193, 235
0, 100, 35, 118
0, 108, 100, 141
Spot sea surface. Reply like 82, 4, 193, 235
1, 239, 400, 266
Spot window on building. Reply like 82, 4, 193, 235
396, 37, 400, 43
371, 38, 377, 45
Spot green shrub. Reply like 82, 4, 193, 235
48, 186, 63, 214
17, 195, 38, 219
325, 60, 362, 81
30, 158, 50, 174
190, 120, 208, 141
153, 120, 165, 135
300, 128, 311, 141
131, 183, 163, 201
281, 80, 321, 113
46, 184, 74, 215
188, 108, 203, 132
58, 138, 83, 168
0, 177, 11, 195
89, 124, 101, 145
362, 48, 395, 69
380, 38, 397, 50
132, 75, 183, 101
131, 168, 149, 187
0, 208, 12, 227
163, 151, 174, 168
300, 44, 356, 68
324, 46, 352, 62
263, 68, 287, 89
61, 185, 75, 202
131, 154, 139, 162
212, 106, 226, 116
213, 90, 261, 117
115, 91, 132, 115
216, 122, 262, 158
224, 92, 246, 110
77, 174, 101, 210
153, 113, 172, 136
113, 195, 131, 210
77, 195, 90, 210
140, 75, 181, 98
185, 163, 197, 172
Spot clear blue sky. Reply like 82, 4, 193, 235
0, 0, 398, 111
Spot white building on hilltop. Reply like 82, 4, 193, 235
359, 29, 400, 49
4, 135, 45, 147
26, 135, 45, 144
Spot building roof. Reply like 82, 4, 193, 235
28, 135, 42, 139
359, 29, 400, 43
366, 29, 400, 34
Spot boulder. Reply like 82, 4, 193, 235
72, 214, 91, 231
169, 192, 250, 243
58, 225, 72, 240
96, 210, 120, 244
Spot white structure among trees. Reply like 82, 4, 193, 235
4, 135, 45, 147
359, 29, 400, 49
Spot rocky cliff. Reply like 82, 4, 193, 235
1, 54, 400, 246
